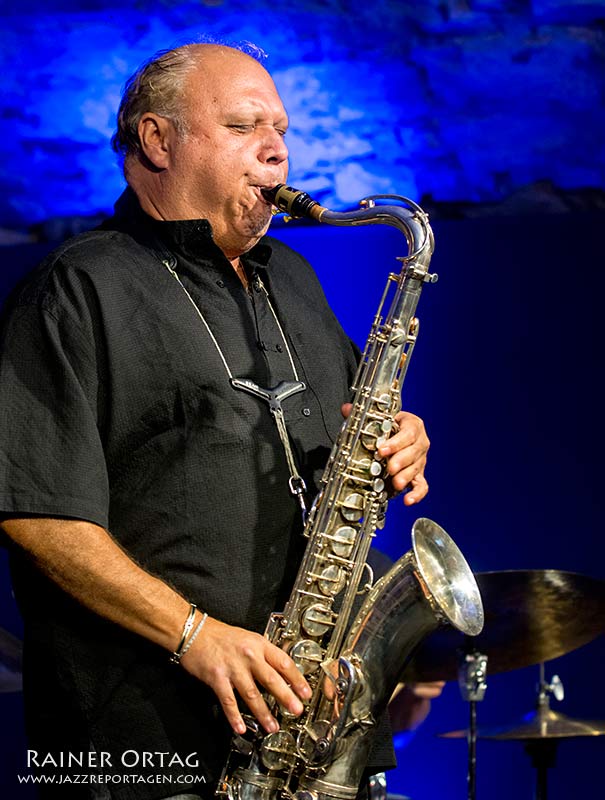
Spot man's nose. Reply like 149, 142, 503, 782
260, 128, 289, 165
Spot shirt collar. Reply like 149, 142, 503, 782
110, 187, 273, 268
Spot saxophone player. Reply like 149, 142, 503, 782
0, 44, 430, 799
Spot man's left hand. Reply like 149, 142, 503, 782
341, 405, 430, 505
388, 681, 445, 732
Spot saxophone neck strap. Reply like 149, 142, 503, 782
157, 252, 309, 522
231, 378, 309, 520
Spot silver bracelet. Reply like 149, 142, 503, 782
179, 612, 209, 661
169, 603, 197, 665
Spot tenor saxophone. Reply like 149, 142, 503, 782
217, 185, 484, 800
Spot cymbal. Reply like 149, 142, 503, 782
0, 625, 23, 693
403, 570, 605, 682
440, 708, 605, 740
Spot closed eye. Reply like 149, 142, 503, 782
228, 124, 255, 133
227, 123, 288, 136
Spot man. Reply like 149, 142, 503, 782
0, 44, 431, 799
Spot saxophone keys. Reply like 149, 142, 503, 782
330, 525, 356, 557
301, 603, 334, 636
260, 731, 297, 770
317, 565, 347, 597
353, 456, 373, 473
389, 328, 407, 347
340, 492, 365, 522
232, 734, 254, 756
372, 478, 385, 494
290, 639, 324, 675
374, 392, 391, 411
352, 456, 385, 479
296, 721, 332, 763
381, 418, 393, 434
369, 460, 383, 477
360, 421, 383, 450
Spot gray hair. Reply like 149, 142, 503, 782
111, 41, 268, 162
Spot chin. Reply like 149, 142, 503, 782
245, 207, 273, 238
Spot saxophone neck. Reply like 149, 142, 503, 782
262, 184, 434, 264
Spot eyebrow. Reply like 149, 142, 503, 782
224, 99, 288, 125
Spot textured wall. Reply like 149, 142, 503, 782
2, 0, 605, 236
2, 3, 605, 799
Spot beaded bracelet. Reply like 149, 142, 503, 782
179, 612, 208, 660
169, 603, 197, 665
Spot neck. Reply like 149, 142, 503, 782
231, 257, 249, 289
127, 172, 256, 282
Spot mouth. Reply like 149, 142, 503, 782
252, 184, 280, 206
260, 186, 280, 206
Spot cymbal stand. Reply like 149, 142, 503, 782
457, 650, 488, 800
524, 664, 564, 800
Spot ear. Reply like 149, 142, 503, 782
137, 113, 175, 169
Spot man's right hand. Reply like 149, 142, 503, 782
181, 617, 311, 734
0, 517, 311, 736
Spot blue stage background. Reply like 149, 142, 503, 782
1, 1, 605, 798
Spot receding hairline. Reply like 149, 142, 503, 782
176, 44, 282, 116
178, 42, 273, 77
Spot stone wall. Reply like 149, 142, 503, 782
1, 0, 604, 237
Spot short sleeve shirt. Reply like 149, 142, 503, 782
0, 189, 395, 798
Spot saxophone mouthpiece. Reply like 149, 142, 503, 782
260, 185, 281, 205
262, 184, 326, 221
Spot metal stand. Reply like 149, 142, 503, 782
522, 664, 564, 800
457, 651, 488, 800
524, 739, 558, 800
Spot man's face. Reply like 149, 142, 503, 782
169, 50, 289, 258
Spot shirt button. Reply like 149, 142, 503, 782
302, 407, 311, 417
216, 279, 225, 288
276, 344, 283, 353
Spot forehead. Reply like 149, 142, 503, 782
186, 53, 287, 119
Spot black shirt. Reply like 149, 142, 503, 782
0, 190, 394, 798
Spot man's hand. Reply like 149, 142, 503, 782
388, 681, 445, 732
182, 617, 311, 735
341, 405, 430, 505
0, 517, 311, 736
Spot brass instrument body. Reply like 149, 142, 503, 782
217, 186, 484, 800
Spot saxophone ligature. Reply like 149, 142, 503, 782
217, 184, 484, 800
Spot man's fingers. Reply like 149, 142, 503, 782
386, 454, 425, 485
403, 472, 429, 505
214, 677, 247, 735
231, 672, 280, 734
383, 440, 427, 474
378, 412, 428, 451
366, 411, 429, 502
252, 662, 304, 718
341, 402, 353, 418
343, 406, 430, 503
407, 680, 445, 699
264, 644, 312, 705
230, 644, 310, 732
183, 619, 313, 733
